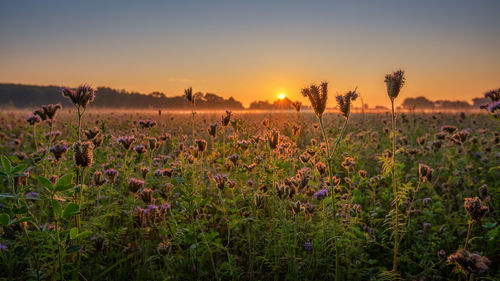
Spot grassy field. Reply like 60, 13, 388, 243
0, 104, 498, 280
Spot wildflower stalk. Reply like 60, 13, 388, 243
318, 117, 339, 280
384, 69, 405, 273
22, 225, 40, 281
464, 221, 472, 250
51, 197, 64, 281
32, 125, 38, 150
390, 99, 399, 272
47, 121, 54, 154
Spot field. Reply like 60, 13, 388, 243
0, 106, 498, 280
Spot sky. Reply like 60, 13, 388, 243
1, 0, 499, 108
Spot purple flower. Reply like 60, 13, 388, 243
304, 241, 312, 251
160, 203, 170, 211
25, 192, 39, 198
0, 243, 7, 251
314, 189, 328, 200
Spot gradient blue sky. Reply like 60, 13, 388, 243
1, 0, 499, 107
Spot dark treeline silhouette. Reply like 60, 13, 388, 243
0, 83, 490, 111
0, 83, 244, 110
401, 96, 488, 110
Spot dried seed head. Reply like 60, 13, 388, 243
117, 136, 136, 150
195, 139, 207, 153
129, 178, 145, 193
291, 101, 302, 113
418, 163, 433, 182
301, 82, 328, 118
92, 171, 106, 187
134, 145, 147, 154
184, 87, 195, 104
85, 127, 101, 140
208, 122, 218, 138
266, 129, 280, 150
26, 115, 41, 126
336, 90, 358, 118
221, 110, 232, 127
42, 104, 62, 121
139, 188, 154, 204
464, 197, 489, 222
384, 70, 405, 101
104, 169, 119, 183
73, 141, 94, 167
447, 249, 490, 276
315, 161, 327, 175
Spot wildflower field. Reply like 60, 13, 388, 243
0, 81, 499, 280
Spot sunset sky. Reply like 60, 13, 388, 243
1, 0, 499, 108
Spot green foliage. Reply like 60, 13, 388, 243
0, 110, 498, 280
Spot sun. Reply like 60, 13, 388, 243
278, 93, 285, 100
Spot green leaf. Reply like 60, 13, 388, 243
0, 193, 16, 198
38, 176, 54, 192
55, 174, 73, 191
75, 231, 92, 239
70, 227, 78, 239
52, 200, 62, 217
0, 213, 10, 226
11, 164, 27, 174
62, 203, 80, 218
1, 155, 12, 173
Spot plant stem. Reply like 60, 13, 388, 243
391, 100, 399, 272
464, 221, 472, 250
77, 109, 82, 141
318, 116, 339, 281
33, 126, 38, 150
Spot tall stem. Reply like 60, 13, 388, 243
77, 108, 82, 141
318, 117, 339, 281
391, 100, 399, 272
32, 126, 38, 150
464, 221, 472, 250
47, 121, 54, 153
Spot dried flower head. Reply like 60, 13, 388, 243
195, 139, 207, 153
26, 115, 41, 126
291, 101, 302, 113
42, 104, 62, 121
117, 136, 136, 150
62, 85, 95, 109
221, 110, 232, 127
266, 129, 280, 150
184, 87, 195, 104
104, 169, 119, 183
129, 178, 145, 193
208, 122, 218, 138
87, 172, 103, 188
134, 145, 147, 154
301, 82, 328, 118
85, 127, 101, 140
463, 197, 488, 222
384, 70, 405, 100
73, 141, 94, 167
336, 90, 358, 118
447, 249, 490, 276
418, 163, 433, 182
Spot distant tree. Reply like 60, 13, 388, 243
149, 91, 166, 98
435, 100, 472, 109
401, 96, 435, 109
472, 97, 489, 108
